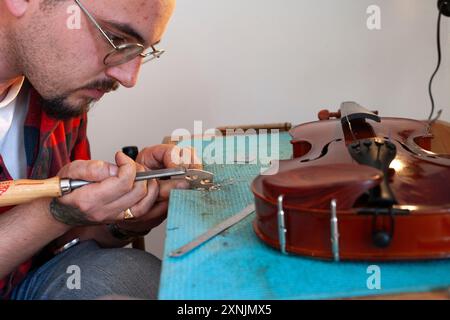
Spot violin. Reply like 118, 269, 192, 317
251, 102, 450, 261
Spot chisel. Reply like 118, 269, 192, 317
0, 168, 214, 207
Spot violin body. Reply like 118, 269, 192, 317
251, 102, 450, 261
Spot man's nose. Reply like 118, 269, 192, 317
105, 58, 142, 88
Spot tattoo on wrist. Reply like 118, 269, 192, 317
49, 198, 96, 226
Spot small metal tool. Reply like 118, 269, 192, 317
170, 204, 256, 257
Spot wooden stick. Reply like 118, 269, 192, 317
216, 122, 292, 134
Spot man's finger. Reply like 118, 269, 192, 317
137, 145, 203, 170
129, 179, 159, 218
137, 144, 178, 169
157, 179, 189, 202
117, 201, 169, 232
61, 152, 138, 208
180, 147, 203, 170
57, 160, 118, 181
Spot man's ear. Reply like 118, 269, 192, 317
4, 0, 29, 17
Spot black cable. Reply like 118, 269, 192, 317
428, 9, 443, 121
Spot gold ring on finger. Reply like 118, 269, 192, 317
123, 208, 135, 220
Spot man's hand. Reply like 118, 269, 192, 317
115, 144, 202, 233
56, 151, 157, 225
136, 144, 202, 171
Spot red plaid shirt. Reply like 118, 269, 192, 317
0, 82, 91, 299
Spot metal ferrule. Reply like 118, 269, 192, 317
60, 179, 72, 195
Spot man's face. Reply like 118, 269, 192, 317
11, 0, 175, 119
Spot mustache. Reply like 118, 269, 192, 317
78, 79, 120, 92
39, 80, 119, 121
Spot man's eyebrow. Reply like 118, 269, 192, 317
104, 20, 146, 46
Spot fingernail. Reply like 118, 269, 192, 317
109, 164, 118, 176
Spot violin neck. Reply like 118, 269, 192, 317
339, 102, 380, 144
340, 101, 380, 124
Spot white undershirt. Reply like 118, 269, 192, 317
0, 77, 28, 179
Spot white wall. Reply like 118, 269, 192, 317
88, 0, 450, 258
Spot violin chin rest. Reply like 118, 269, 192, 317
260, 163, 383, 210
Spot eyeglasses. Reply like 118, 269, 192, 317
74, 0, 165, 67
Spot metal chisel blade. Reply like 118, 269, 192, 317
169, 204, 256, 257
136, 168, 215, 189
68, 167, 215, 191
135, 167, 187, 180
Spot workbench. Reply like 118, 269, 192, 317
158, 121, 450, 299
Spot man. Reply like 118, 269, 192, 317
0, 0, 194, 300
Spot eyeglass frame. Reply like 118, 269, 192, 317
74, 0, 165, 67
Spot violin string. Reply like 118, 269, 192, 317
345, 114, 357, 141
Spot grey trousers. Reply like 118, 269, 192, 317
11, 240, 161, 300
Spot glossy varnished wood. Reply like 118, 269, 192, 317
252, 116, 450, 261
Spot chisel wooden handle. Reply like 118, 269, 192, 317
0, 177, 63, 207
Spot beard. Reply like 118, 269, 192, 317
40, 95, 92, 120
39, 79, 119, 120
